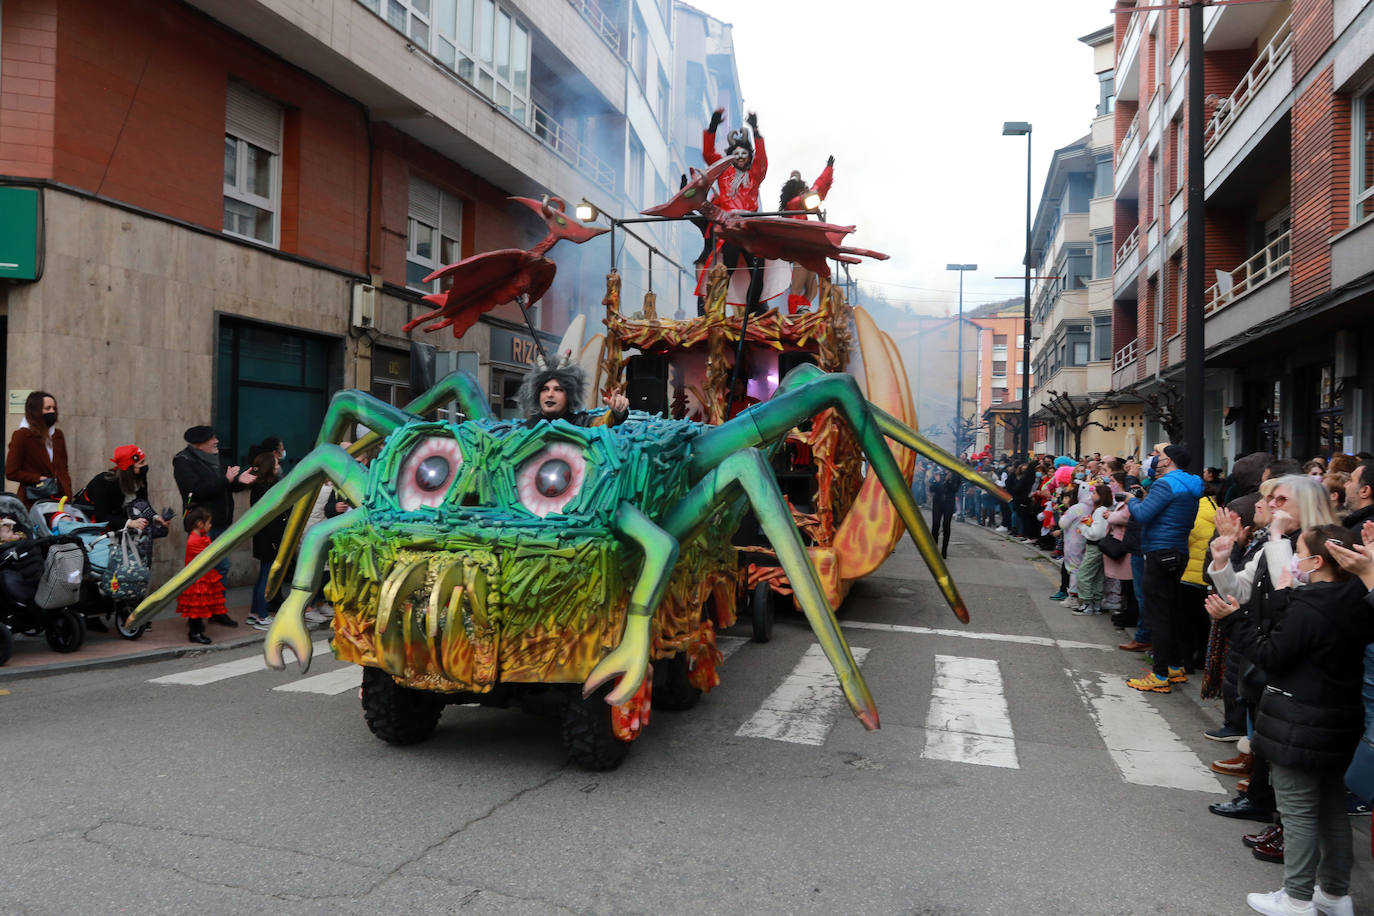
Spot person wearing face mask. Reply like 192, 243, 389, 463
1208, 525, 1374, 916
6, 390, 73, 508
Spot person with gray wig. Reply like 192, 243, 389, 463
518, 359, 628, 428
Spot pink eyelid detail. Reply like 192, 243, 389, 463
516, 442, 586, 518
397, 437, 463, 511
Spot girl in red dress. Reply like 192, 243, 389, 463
178, 507, 226, 644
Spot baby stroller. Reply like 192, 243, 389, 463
0, 494, 88, 664
26, 495, 152, 640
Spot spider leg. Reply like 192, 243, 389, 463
264, 511, 359, 673
690, 371, 973, 624
267, 372, 494, 596
664, 447, 878, 729
126, 445, 367, 629
583, 502, 680, 704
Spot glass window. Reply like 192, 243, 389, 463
1099, 71, 1115, 115
627, 132, 645, 206
1354, 87, 1374, 224
1095, 234, 1113, 278
223, 83, 282, 248
1093, 315, 1112, 361
1094, 155, 1113, 197
407, 176, 463, 292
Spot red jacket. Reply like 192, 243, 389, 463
784, 163, 834, 217
702, 128, 768, 211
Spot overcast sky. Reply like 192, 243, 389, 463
691, 0, 1116, 317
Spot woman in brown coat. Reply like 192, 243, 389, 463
6, 390, 73, 508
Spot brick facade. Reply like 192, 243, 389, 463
0, 0, 57, 177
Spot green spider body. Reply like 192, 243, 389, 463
129, 367, 1004, 768
326, 414, 738, 694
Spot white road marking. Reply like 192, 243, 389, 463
735, 644, 869, 746
273, 665, 361, 695
717, 635, 747, 660
921, 655, 1018, 769
148, 640, 332, 686
1068, 668, 1226, 793
842, 619, 1114, 651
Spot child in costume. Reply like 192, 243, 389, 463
1074, 484, 1113, 615
178, 507, 226, 644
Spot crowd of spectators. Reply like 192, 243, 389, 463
913, 444, 1374, 916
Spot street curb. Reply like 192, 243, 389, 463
0, 631, 268, 680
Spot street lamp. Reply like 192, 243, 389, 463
946, 263, 977, 462
1002, 121, 1032, 460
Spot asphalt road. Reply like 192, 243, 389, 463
3, 521, 1371, 915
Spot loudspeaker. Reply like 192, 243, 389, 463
627, 376, 668, 416
626, 353, 668, 382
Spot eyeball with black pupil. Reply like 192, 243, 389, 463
516, 443, 586, 517
398, 437, 463, 510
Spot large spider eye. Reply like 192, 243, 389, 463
398, 437, 462, 510
516, 443, 585, 517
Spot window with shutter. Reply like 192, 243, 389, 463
407, 176, 464, 292
223, 82, 283, 247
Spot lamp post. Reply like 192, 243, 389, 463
1002, 121, 1032, 460
946, 263, 977, 462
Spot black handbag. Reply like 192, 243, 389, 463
23, 478, 59, 502
1098, 534, 1127, 560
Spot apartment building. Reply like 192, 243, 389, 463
1020, 26, 1144, 460
1109, 0, 1374, 466
969, 301, 1031, 455
0, 0, 736, 576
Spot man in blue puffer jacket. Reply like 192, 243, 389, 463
1119, 443, 1205, 693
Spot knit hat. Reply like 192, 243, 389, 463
111, 444, 146, 470
1164, 443, 1191, 470
183, 425, 215, 444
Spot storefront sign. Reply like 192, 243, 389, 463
0, 188, 41, 281
490, 327, 540, 366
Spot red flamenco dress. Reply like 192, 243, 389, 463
177, 531, 226, 621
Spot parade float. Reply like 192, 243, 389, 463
128, 148, 1005, 771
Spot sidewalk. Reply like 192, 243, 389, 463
0, 587, 331, 680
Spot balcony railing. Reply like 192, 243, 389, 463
532, 103, 616, 193
1204, 16, 1292, 152
1113, 338, 1138, 371
1115, 224, 1140, 269
1205, 230, 1291, 316
567, 0, 623, 56
1118, 115, 1140, 162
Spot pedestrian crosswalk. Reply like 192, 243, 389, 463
145, 629, 1227, 793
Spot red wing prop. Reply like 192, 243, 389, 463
402, 250, 556, 337
642, 159, 735, 218
510, 197, 609, 247
716, 216, 889, 276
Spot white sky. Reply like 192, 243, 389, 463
691, 0, 1116, 316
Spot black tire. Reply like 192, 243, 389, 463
751, 581, 774, 643
360, 666, 443, 746
44, 608, 85, 653
654, 652, 701, 711
115, 605, 148, 640
561, 684, 631, 771
0, 622, 12, 666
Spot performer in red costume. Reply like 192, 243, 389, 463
701, 108, 768, 314
778, 156, 835, 313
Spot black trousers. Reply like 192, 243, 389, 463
720, 242, 765, 314
1142, 548, 1187, 678
931, 502, 954, 557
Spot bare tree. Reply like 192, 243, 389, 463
1142, 383, 1186, 444
1042, 389, 1120, 459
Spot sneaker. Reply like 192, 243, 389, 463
995, 525, 1008, 534
244, 614, 266, 628
1312, 886, 1354, 916
1072, 605, 1102, 616
1345, 791, 1371, 816
247, 615, 274, 631
1205, 725, 1245, 742
1167, 667, 1188, 684
1049, 591, 1068, 601
1246, 890, 1310, 914
1209, 793, 1274, 821
1126, 672, 1171, 693
304, 609, 330, 625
